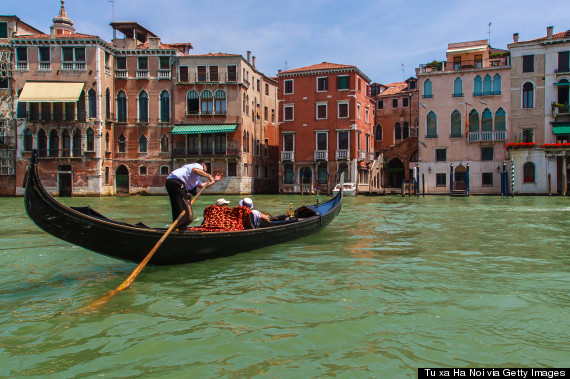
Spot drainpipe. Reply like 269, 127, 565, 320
450, 162, 454, 196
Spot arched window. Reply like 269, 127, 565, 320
201, 90, 213, 115
403, 122, 409, 139
214, 90, 226, 114
23, 128, 33, 151
482, 109, 493, 132
423, 79, 433, 98
450, 110, 462, 137
395, 122, 402, 140
375, 124, 382, 140
483, 75, 492, 95
453, 77, 463, 97
523, 162, 535, 183
17, 88, 26, 118
37, 129, 47, 157
187, 90, 199, 114
474, 76, 482, 96
469, 110, 480, 133
495, 108, 506, 131
557, 79, 569, 105
139, 135, 147, 153
105, 88, 110, 120
72, 129, 82, 157
118, 134, 126, 153
61, 129, 70, 157
88, 88, 97, 118
160, 90, 170, 122
117, 90, 127, 122
243, 94, 246, 113
426, 111, 437, 138
77, 91, 86, 121
138, 90, 148, 122
86, 127, 94, 151
48, 129, 59, 157
243, 131, 247, 152
493, 74, 502, 95
160, 134, 169, 152
523, 82, 534, 108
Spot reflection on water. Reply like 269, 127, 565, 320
0, 195, 568, 377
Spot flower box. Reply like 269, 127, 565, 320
506, 142, 537, 150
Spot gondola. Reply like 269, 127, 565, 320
24, 152, 342, 266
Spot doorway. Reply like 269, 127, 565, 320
454, 165, 467, 190
115, 165, 129, 194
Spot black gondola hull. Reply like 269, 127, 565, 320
24, 157, 342, 265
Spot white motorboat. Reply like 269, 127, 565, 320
332, 182, 356, 196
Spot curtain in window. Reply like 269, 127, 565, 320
495, 108, 506, 131
482, 109, 493, 131
117, 91, 127, 122
426, 111, 437, 137
138, 91, 148, 122
160, 91, 170, 122
474, 76, 482, 95
450, 110, 462, 137
214, 90, 226, 114
523, 82, 534, 108
187, 90, 199, 114
317, 164, 328, 184
493, 74, 502, 95
483, 75, 492, 95
469, 110, 479, 132
284, 164, 294, 184
72, 129, 81, 157
86, 128, 94, 151
214, 134, 226, 153
200, 90, 213, 115
453, 77, 462, 96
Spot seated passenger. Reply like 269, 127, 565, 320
238, 197, 270, 228
188, 200, 252, 232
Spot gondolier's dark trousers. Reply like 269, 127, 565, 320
165, 178, 197, 230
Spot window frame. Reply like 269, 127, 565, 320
317, 76, 328, 92
337, 102, 349, 118
284, 79, 294, 94
283, 104, 294, 121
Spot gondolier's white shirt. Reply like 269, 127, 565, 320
167, 163, 203, 191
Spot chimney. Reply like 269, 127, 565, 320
252, 56, 256, 69
247, 51, 251, 63
547, 26, 553, 39
278, 69, 282, 74
513, 33, 519, 43
148, 37, 161, 49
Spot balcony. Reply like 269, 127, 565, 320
281, 151, 294, 162
38, 62, 51, 71
136, 70, 149, 79
336, 149, 349, 160
62, 62, 86, 71
172, 148, 239, 158
158, 69, 171, 79
357, 149, 366, 161
115, 69, 127, 79
16, 62, 28, 70
419, 57, 509, 74
105, 65, 112, 76
468, 131, 507, 142
314, 150, 328, 161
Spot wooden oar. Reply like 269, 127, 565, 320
80, 184, 210, 311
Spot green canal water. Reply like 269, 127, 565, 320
0, 194, 568, 377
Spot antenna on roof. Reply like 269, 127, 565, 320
402, 63, 405, 81
109, 0, 115, 23
488, 22, 492, 46
284, 61, 288, 71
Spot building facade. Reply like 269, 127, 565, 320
276, 62, 376, 194
507, 27, 569, 195
5, 2, 279, 196
417, 40, 511, 194
372, 78, 419, 189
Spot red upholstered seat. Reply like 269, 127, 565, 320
188, 205, 253, 232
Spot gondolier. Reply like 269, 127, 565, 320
165, 160, 222, 230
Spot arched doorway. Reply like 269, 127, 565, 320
384, 158, 405, 187
455, 164, 467, 190
115, 165, 129, 194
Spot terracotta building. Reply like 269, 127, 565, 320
507, 27, 569, 195
416, 40, 511, 194
276, 62, 377, 194
371, 78, 419, 189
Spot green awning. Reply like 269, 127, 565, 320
172, 124, 238, 135
553, 125, 570, 135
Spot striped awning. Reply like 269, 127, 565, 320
172, 124, 237, 135
19, 82, 85, 102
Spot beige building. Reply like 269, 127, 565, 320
507, 27, 569, 195
417, 40, 511, 194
